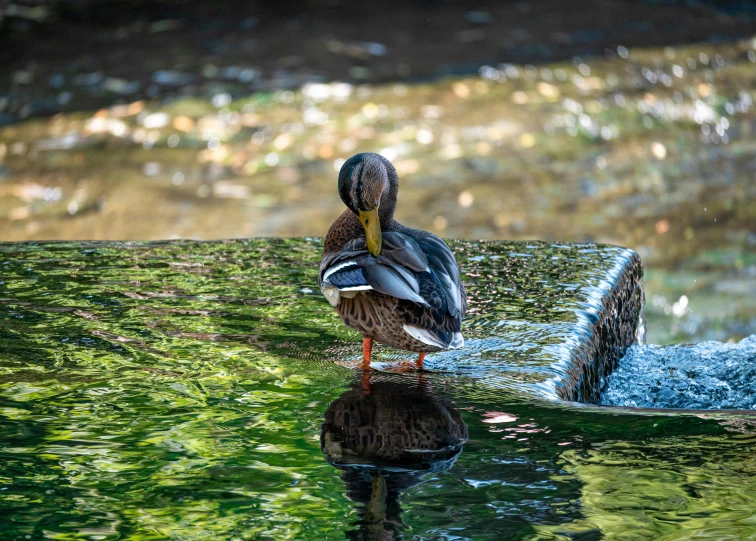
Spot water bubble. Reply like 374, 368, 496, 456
211, 93, 232, 108
167, 134, 180, 148
264, 153, 279, 167
273, 134, 294, 150
512, 91, 528, 104
303, 108, 329, 126
672, 295, 689, 316
642, 67, 657, 84
332, 82, 353, 101
142, 112, 169, 129
379, 147, 399, 161
172, 172, 185, 185
617, 45, 629, 59
458, 191, 474, 208
519, 133, 535, 148
452, 82, 471, 99
356, 85, 372, 99
563, 98, 583, 114
238, 68, 258, 83
650, 142, 667, 159
143, 162, 161, 176
337, 137, 358, 153
416, 128, 434, 145
479, 65, 499, 81
537, 82, 559, 99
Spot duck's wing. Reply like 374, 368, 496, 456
399, 230, 467, 348
320, 231, 466, 348
407, 231, 467, 319
319, 233, 430, 308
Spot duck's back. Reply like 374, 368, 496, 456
320, 218, 466, 352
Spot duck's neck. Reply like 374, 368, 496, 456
378, 166, 399, 230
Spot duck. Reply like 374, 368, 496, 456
319, 152, 466, 369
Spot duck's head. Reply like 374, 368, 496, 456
338, 153, 398, 257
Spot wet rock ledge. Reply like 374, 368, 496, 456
0, 238, 643, 404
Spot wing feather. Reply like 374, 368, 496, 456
320, 228, 466, 349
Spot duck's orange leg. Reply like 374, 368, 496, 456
362, 337, 374, 369
416, 352, 426, 370
361, 337, 374, 394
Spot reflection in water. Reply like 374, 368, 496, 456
3, 240, 756, 538
321, 371, 468, 540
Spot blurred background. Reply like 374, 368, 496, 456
1, 0, 755, 344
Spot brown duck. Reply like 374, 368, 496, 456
319, 153, 466, 369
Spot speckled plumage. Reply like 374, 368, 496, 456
319, 153, 466, 355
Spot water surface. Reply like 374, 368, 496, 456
2, 39, 756, 345
602, 335, 756, 410
1, 239, 754, 540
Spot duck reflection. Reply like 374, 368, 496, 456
321, 371, 468, 540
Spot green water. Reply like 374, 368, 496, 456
1, 239, 755, 540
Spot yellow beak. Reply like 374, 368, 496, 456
358, 208, 382, 256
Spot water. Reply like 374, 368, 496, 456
2, 239, 756, 540
601, 335, 756, 410
2, 39, 756, 347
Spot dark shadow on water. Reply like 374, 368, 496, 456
320, 370, 468, 540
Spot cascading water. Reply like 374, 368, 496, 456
600, 335, 756, 410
